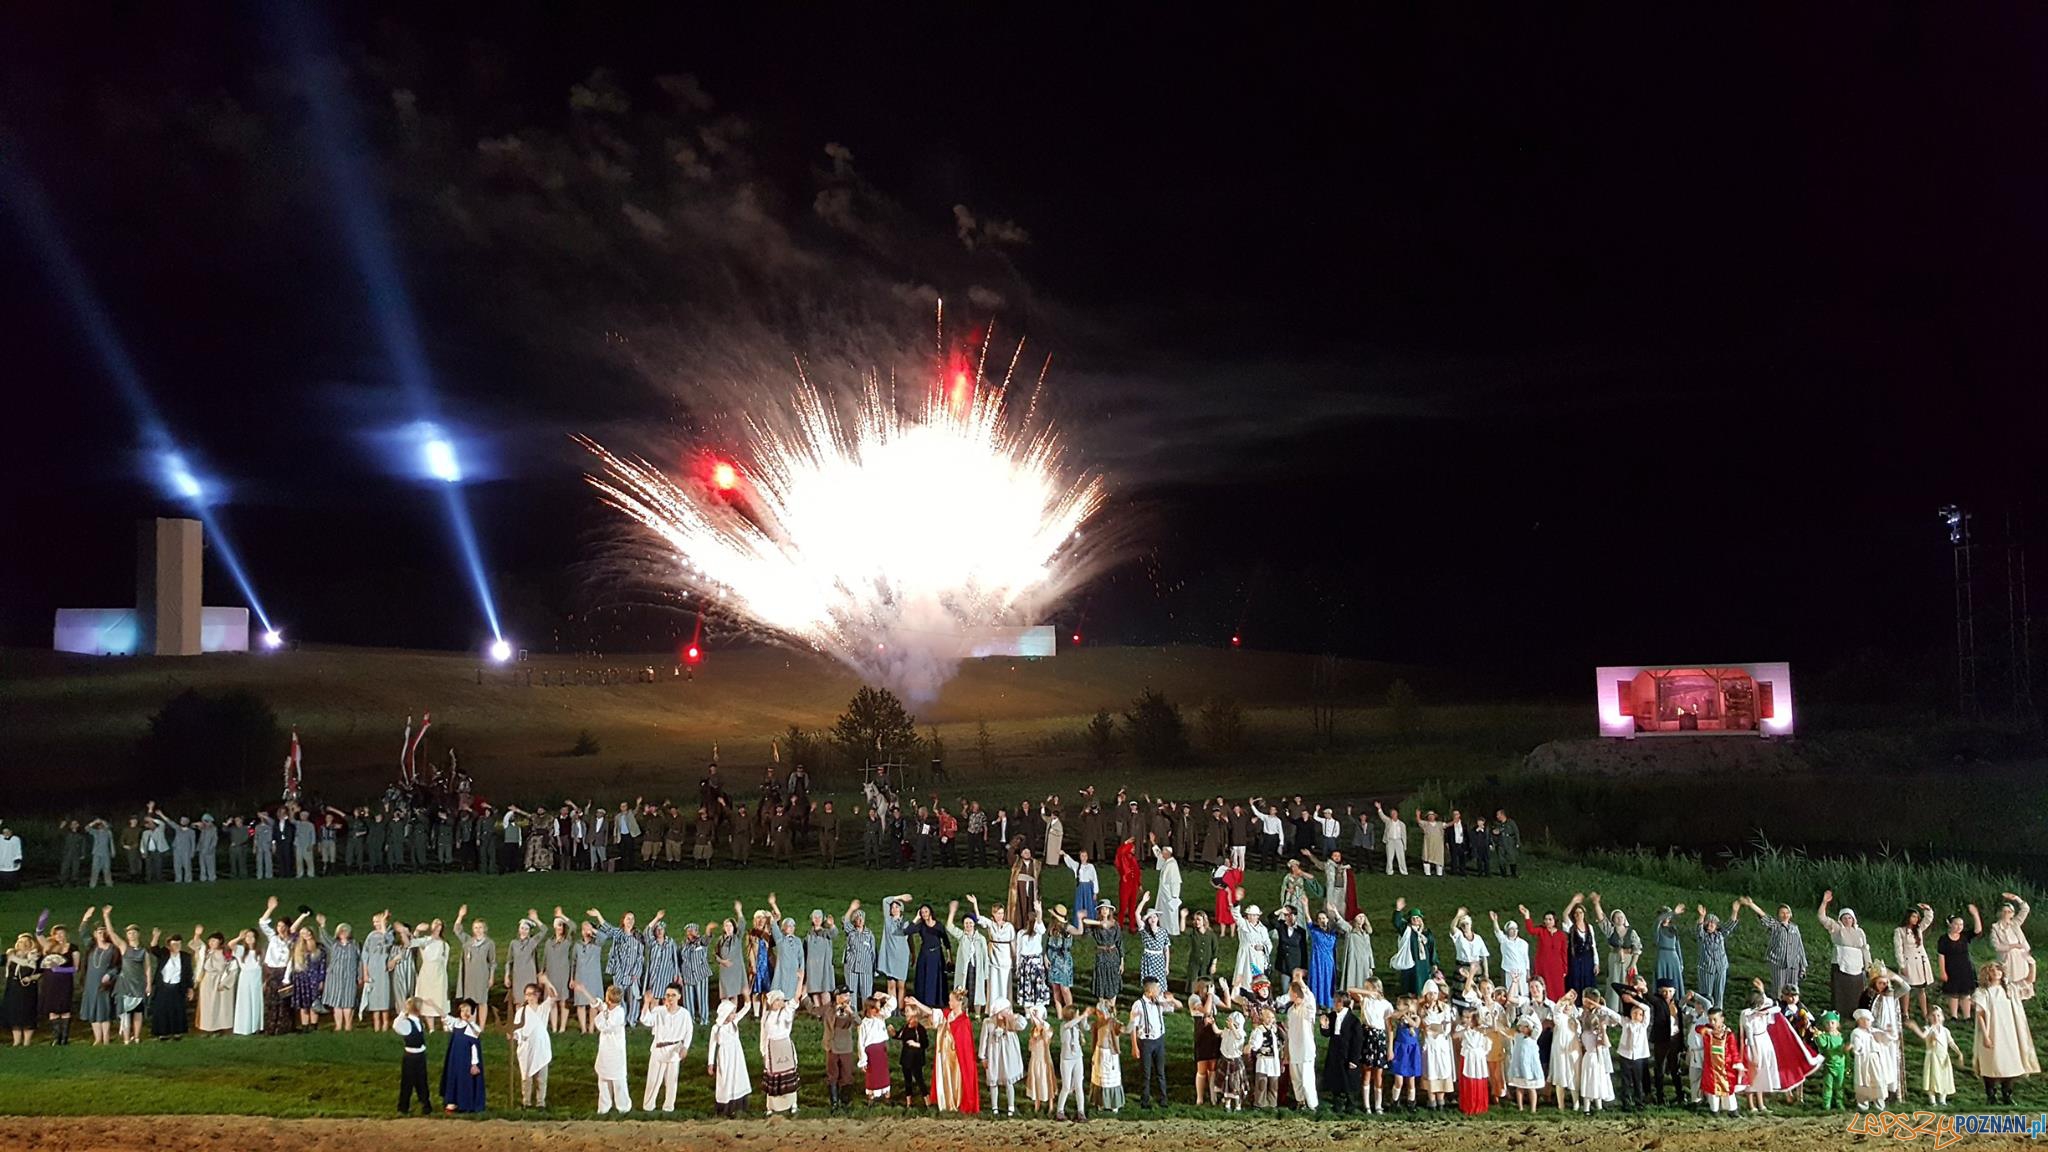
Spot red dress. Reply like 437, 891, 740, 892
1216, 868, 1244, 928
1524, 920, 1567, 997
1114, 841, 1143, 930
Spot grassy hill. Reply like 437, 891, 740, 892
4, 643, 1565, 808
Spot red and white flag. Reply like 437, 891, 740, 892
283, 728, 302, 796
403, 712, 432, 785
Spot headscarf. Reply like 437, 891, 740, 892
715, 1000, 737, 1025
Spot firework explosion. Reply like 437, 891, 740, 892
578, 345, 1109, 703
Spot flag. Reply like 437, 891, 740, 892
404, 712, 432, 786
399, 716, 413, 786
283, 728, 302, 796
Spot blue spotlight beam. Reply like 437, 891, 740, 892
2, 141, 276, 636
283, 7, 504, 644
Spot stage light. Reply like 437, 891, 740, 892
1072, 632, 1082, 644
262, 629, 284, 649
489, 638, 513, 663
423, 435, 462, 484
1231, 634, 1242, 648
162, 453, 205, 501
685, 643, 701, 663
3, 153, 279, 643
712, 461, 738, 491
285, 11, 504, 654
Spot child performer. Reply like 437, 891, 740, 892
589, 984, 631, 1114
1505, 1013, 1545, 1111
857, 993, 895, 1106
1216, 1009, 1248, 1112
1455, 1007, 1493, 1115
1907, 1006, 1963, 1107
1812, 1011, 1849, 1110
641, 984, 694, 1113
1054, 1002, 1089, 1120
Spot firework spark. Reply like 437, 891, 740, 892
578, 348, 1109, 702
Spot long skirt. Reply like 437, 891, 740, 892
1219, 1055, 1248, 1096
1015, 956, 1051, 1008
1831, 966, 1863, 1017
864, 1042, 892, 1093
1458, 1073, 1490, 1114
763, 1035, 800, 1113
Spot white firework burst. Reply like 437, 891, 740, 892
578, 348, 1109, 702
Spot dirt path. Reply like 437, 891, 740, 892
3, 1114, 2038, 1152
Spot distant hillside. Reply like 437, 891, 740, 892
0, 643, 1420, 805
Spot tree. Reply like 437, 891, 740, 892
570, 729, 602, 756
784, 725, 829, 773
975, 719, 996, 773
1198, 695, 1245, 755
832, 686, 919, 765
1385, 677, 1421, 736
1122, 688, 1190, 766
138, 688, 282, 796
1084, 708, 1117, 766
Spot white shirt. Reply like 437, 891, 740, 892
1129, 996, 1175, 1041
0, 835, 20, 871
1283, 1001, 1317, 1063
1496, 931, 1530, 973
1254, 810, 1283, 837
256, 917, 291, 967
1361, 996, 1394, 1030
1319, 814, 1340, 840
1617, 1018, 1650, 1060
761, 1002, 796, 1042
646, 1004, 694, 1061
593, 1003, 628, 1079
159, 952, 184, 984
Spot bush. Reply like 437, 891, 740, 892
832, 686, 919, 765
138, 688, 282, 796
1198, 696, 1246, 755
975, 719, 996, 773
1122, 688, 1189, 766
1085, 708, 1117, 766
570, 729, 602, 756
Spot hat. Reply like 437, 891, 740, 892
715, 1001, 737, 1025
1052, 904, 1069, 920
1242, 904, 1262, 919
1820, 1010, 1840, 1023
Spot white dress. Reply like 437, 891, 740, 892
710, 1018, 751, 1103
980, 1014, 1025, 1084
1741, 1007, 1784, 1092
1547, 1002, 1580, 1093
412, 937, 450, 1017
1851, 1026, 1894, 1101
594, 1003, 628, 1082
984, 922, 1016, 1008
232, 944, 264, 1035
1577, 1007, 1618, 1102
513, 999, 553, 1079
1422, 1007, 1456, 1089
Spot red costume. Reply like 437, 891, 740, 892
1114, 840, 1142, 929
1216, 868, 1244, 928
1525, 919, 1567, 998
1696, 1023, 1747, 1097
930, 1007, 981, 1113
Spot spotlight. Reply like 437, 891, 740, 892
489, 638, 512, 663
162, 453, 205, 502
262, 629, 284, 649
423, 436, 462, 484
711, 461, 738, 491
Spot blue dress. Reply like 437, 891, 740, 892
1390, 1021, 1423, 1078
442, 1023, 487, 1112
1048, 932, 1075, 987
1307, 926, 1338, 1008
910, 921, 948, 1007
1653, 915, 1686, 998
750, 937, 773, 995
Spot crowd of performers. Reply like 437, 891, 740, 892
36, 771, 1536, 886
4, 783, 2041, 1121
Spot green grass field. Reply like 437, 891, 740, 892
1, 859, 2040, 1120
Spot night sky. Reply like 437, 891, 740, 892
4, 7, 2045, 693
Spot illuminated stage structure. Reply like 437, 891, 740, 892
52, 518, 252, 656
1596, 662, 1793, 738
